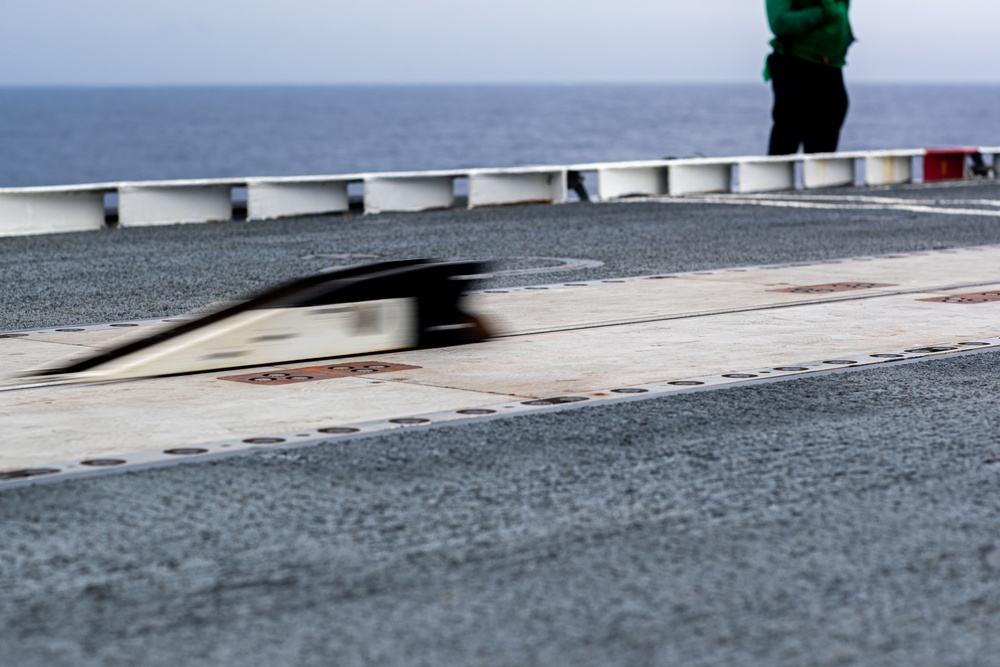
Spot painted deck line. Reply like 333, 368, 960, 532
720, 192, 1000, 207
646, 194, 1000, 219
3, 245, 1000, 483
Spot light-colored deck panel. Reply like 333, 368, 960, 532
378, 291, 1000, 397
0, 377, 508, 470
474, 246, 1000, 333
5, 246, 1000, 473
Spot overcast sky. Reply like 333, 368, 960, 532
1, 1, 997, 86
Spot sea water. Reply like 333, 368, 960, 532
0, 84, 998, 188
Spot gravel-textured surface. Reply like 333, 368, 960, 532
2, 182, 1000, 666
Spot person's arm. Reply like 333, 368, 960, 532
766, 0, 829, 37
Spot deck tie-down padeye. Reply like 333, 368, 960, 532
30, 259, 490, 383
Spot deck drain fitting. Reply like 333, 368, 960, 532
390, 418, 430, 425
317, 427, 361, 435
457, 409, 497, 415
611, 388, 648, 394
722, 373, 757, 378
774, 366, 809, 372
905, 346, 958, 354
164, 448, 208, 455
243, 438, 286, 445
668, 381, 704, 386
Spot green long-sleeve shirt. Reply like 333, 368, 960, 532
765, 0, 853, 76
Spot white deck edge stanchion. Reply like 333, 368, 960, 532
802, 153, 856, 189
590, 161, 669, 200
666, 159, 733, 196
0, 186, 108, 236
118, 180, 237, 227
980, 146, 1000, 178
247, 177, 354, 220
863, 150, 923, 186
468, 168, 567, 208
364, 170, 463, 214
736, 157, 796, 193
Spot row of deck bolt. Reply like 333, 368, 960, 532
1, 340, 996, 485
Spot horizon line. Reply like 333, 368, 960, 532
2, 80, 999, 88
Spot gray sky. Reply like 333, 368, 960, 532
1, 1, 998, 85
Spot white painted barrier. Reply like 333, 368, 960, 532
981, 146, 1000, 177
591, 161, 669, 200
364, 172, 460, 214
802, 153, 855, 189
667, 159, 732, 196
468, 168, 567, 208
247, 178, 352, 220
118, 181, 235, 227
736, 158, 796, 193
0, 187, 107, 236
863, 150, 922, 186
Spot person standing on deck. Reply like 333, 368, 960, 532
765, 0, 854, 155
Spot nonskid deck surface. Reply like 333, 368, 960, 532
3, 244, 1000, 483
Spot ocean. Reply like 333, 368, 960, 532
1, 84, 998, 188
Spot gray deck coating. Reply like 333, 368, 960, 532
2, 181, 1000, 666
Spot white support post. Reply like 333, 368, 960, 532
667, 161, 732, 196
364, 176, 455, 214
246, 180, 350, 220
467, 170, 567, 208
118, 184, 234, 227
736, 159, 796, 193
802, 155, 855, 189
864, 153, 916, 186
0, 189, 107, 237
981, 147, 1000, 178
597, 165, 667, 200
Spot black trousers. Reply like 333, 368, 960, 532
767, 53, 849, 155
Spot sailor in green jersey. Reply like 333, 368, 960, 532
765, 0, 855, 155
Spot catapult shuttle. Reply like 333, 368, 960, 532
32, 259, 490, 383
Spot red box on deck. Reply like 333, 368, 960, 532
923, 148, 977, 181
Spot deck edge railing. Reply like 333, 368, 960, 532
0, 148, 996, 237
